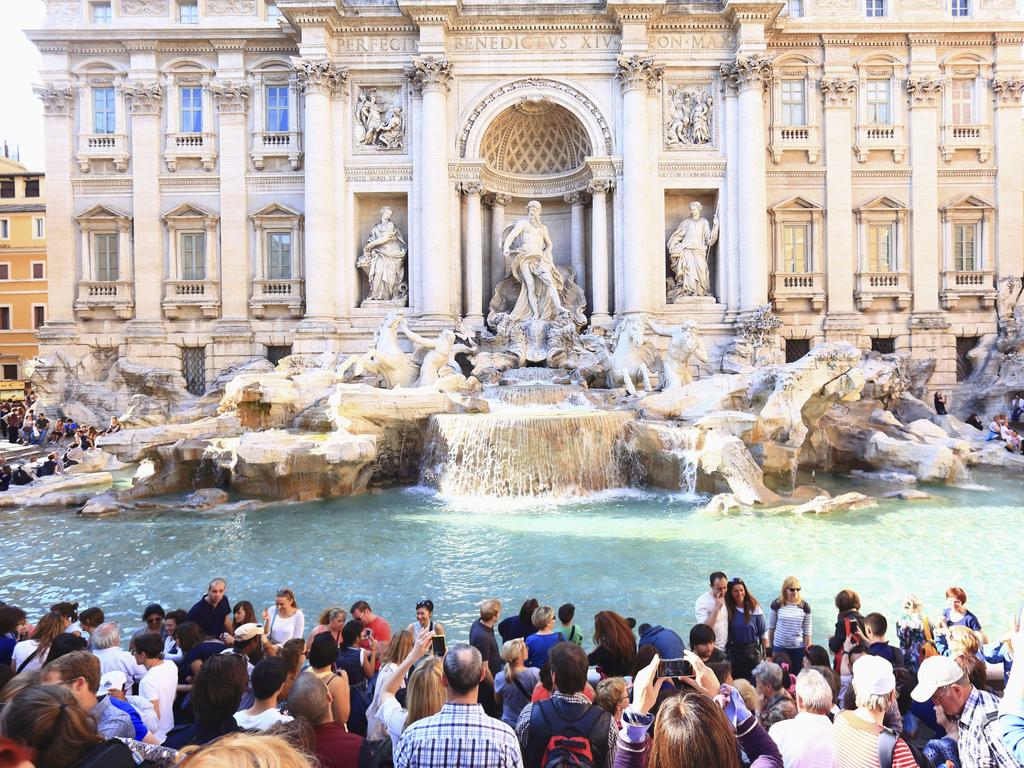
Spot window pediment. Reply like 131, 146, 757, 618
858, 195, 907, 212
76, 203, 130, 222
251, 202, 302, 222
770, 195, 823, 212
163, 202, 218, 228
940, 193, 993, 212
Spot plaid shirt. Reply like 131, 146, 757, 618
395, 702, 523, 768
515, 692, 618, 768
956, 687, 1021, 768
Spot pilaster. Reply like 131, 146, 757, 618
35, 85, 77, 334
124, 79, 164, 322
992, 72, 1024, 281
821, 76, 858, 317
907, 71, 943, 315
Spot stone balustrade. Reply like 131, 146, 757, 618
250, 130, 303, 170
854, 270, 912, 310
74, 280, 135, 319
164, 132, 217, 172
250, 278, 305, 318
162, 279, 221, 318
939, 123, 992, 162
939, 268, 996, 309
769, 123, 820, 163
854, 123, 907, 162
76, 132, 129, 172
770, 271, 826, 311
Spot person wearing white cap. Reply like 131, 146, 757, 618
99, 670, 161, 744
221, 622, 265, 710
833, 655, 919, 768
913, 655, 1019, 768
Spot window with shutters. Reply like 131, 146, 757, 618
868, 224, 893, 272
781, 80, 806, 126
94, 87, 116, 134
95, 233, 119, 281
267, 232, 292, 280
782, 224, 810, 273
952, 224, 977, 271
180, 232, 206, 281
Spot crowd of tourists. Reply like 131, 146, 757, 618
0, 395, 121, 492
0, 573, 1021, 768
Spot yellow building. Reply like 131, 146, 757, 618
0, 155, 46, 381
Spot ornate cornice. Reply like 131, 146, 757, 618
820, 76, 857, 106
906, 76, 944, 106
992, 76, 1024, 105
720, 55, 774, 91
616, 56, 663, 94
404, 57, 453, 95
34, 84, 74, 116
123, 81, 163, 115
210, 80, 250, 113
292, 57, 347, 98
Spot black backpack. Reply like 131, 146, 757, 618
877, 727, 934, 768
529, 698, 610, 768
68, 740, 138, 768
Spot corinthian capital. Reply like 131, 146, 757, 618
34, 85, 74, 116
587, 179, 614, 196
906, 76, 944, 106
720, 55, 774, 91
404, 57, 453, 94
123, 81, 164, 115
820, 77, 858, 106
211, 80, 250, 113
292, 57, 348, 97
616, 56, 663, 93
992, 76, 1024, 105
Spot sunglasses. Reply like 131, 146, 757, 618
416, 600, 433, 611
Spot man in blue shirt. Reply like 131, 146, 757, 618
638, 623, 686, 660
187, 578, 232, 639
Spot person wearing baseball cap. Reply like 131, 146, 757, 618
833, 656, 919, 767
220, 622, 264, 710
913, 655, 1018, 767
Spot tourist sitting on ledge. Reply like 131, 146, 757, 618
967, 413, 985, 430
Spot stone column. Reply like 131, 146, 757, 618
460, 181, 484, 327
906, 75, 943, 314
293, 58, 346, 329
406, 57, 454, 321
821, 77, 858, 321
722, 56, 772, 312
565, 192, 587, 294
992, 74, 1024, 281
488, 193, 511, 289
588, 180, 613, 325
616, 56, 662, 316
122, 81, 164, 323
118, 221, 133, 283
211, 80, 250, 320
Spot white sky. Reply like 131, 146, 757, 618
0, 1, 46, 171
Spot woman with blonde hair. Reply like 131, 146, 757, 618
305, 607, 346, 650
376, 629, 440, 749
494, 638, 540, 727
263, 588, 305, 651
10, 612, 64, 674
896, 593, 937, 674
524, 605, 563, 668
178, 732, 314, 767
366, 629, 414, 739
594, 677, 629, 726
768, 576, 812, 675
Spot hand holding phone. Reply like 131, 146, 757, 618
431, 633, 447, 657
657, 657, 694, 679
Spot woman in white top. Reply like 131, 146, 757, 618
366, 629, 414, 740
11, 612, 64, 674
406, 599, 444, 639
375, 628, 442, 749
263, 588, 305, 650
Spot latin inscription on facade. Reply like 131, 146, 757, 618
451, 34, 620, 52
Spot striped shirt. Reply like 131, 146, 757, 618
833, 711, 918, 768
395, 702, 523, 768
770, 600, 813, 649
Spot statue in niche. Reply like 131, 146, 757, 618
648, 319, 710, 389
356, 87, 405, 150
665, 86, 714, 147
487, 200, 587, 329
667, 201, 719, 301
357, 207, 407, 305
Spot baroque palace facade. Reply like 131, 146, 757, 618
29, 0, 1024, 392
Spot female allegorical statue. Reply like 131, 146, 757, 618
357, 206, 408, 303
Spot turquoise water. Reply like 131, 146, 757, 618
2, 469, 1022, 645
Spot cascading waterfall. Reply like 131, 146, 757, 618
485, 384, 592, 408
659, 425, 702, 495
419, 410, 635, 498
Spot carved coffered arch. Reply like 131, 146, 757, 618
458, 77, 614, 161
481, 100, 592, 176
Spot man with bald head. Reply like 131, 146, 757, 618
288, 672, 363, 768
395, 642, 523, 768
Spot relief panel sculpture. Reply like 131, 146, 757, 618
354, 85, 406, 152
664, 83, 716, 149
